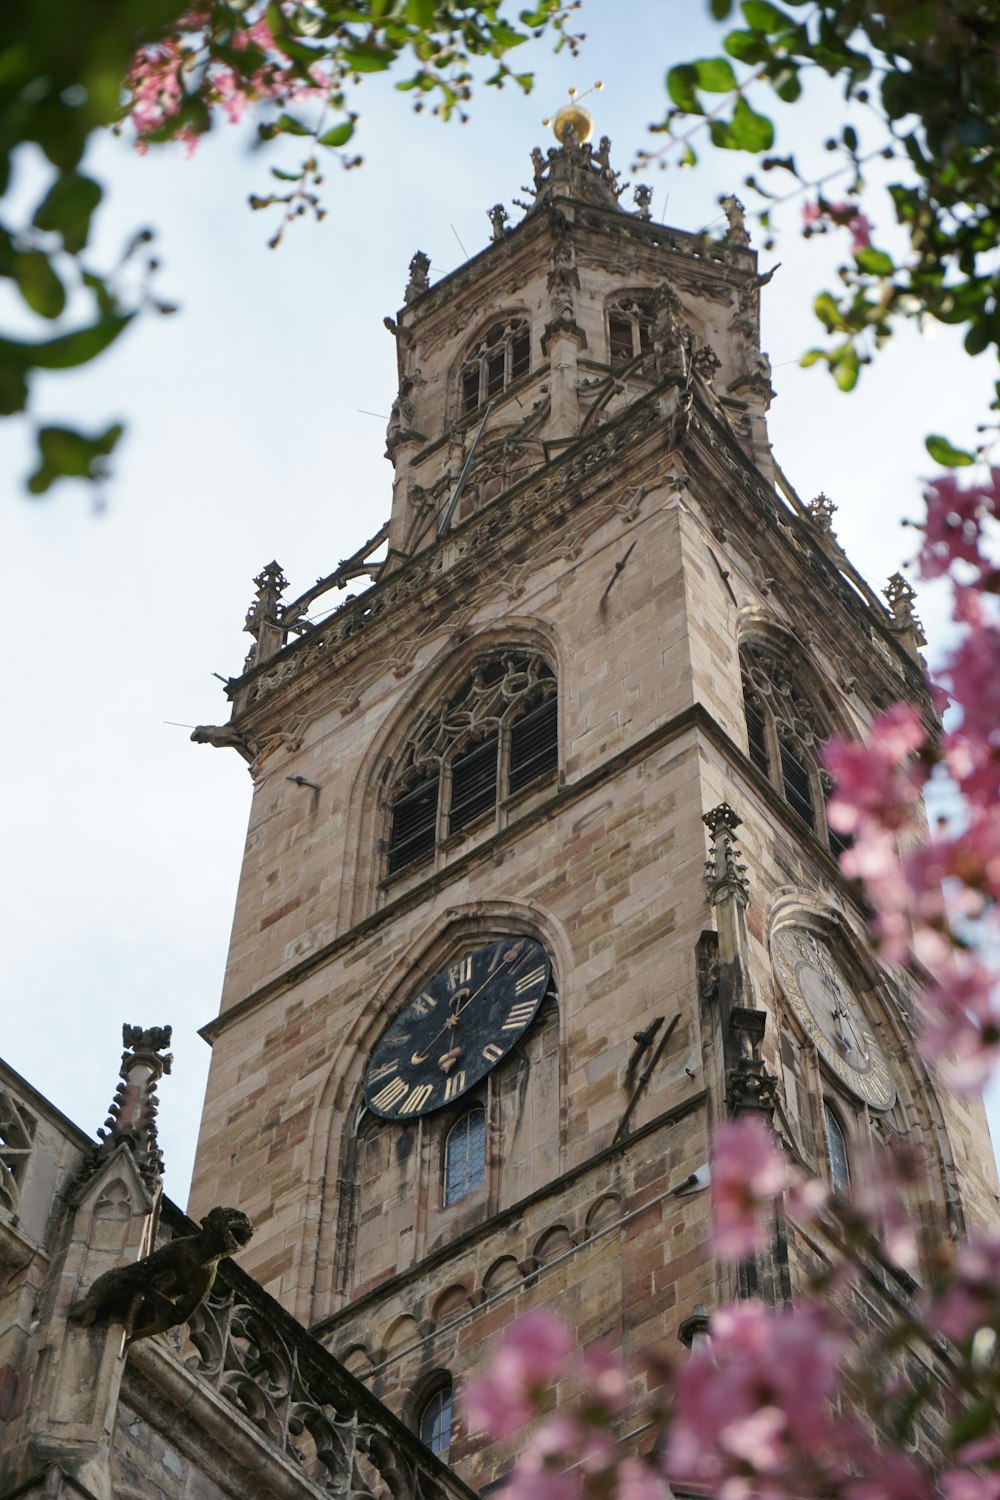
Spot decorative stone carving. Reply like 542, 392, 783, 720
69, 1206, 254, 1343
404, 250, 431, 303
725, 1006, 779, 1117
633, 184, 653, 220
92, 1024, 174, 1189
806, 492, 838, 531
721, 193, 751, 247
884, 571, 927, 646
0, 1085, 35, 1215
243, 560, 288, 672
703, 803, 750, 908
488, 204, 510, 241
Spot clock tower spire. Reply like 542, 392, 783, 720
189, 129, 999, 1489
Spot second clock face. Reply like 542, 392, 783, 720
772, 926, 895, 1111
364, 936, 552, 1120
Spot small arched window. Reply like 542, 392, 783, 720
824, 1102, 851, 1192
460, 318, 531, 415
387, 652, 558, 875
607, 295, 653, 366
444, 1108, 486, 1205
418, 1380, 454, 1457
739, 641, 849, 858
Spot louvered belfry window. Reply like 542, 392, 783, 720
387, 652, 558, 874
739, 641, 847, 857
607, 295, 653, 366
460, 318, 531, 416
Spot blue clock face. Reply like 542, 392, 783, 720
364, 937, 552, 1119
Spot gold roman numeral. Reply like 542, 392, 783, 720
502, 1000, 537, 1030
444, 1070, 467, 1101
411, 992, 437, 1017
399, 1083, 435, 1115
482, 1042, 503, 1063
371, 1077, 408, 1111
514, 965, 546, 995
368, 1059, 398, 1085
448, 955, 473, 990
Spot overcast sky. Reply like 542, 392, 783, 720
4, 2, 996, 1205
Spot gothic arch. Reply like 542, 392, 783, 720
340, 616, 566, 927
766, 891, 963, 1249
736, 619, 856, 854
306, 900, 573, 1323
453, 308, 533, 420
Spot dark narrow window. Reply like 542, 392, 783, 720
511, 328, 530, 380
444, 1109, 486, 1205
824, 1103, 850, 1192
449, 735, 499, 835
828, 826, 854, 861
509, 697, 558, 795
609, 315, 633, 364
419, 1383, 453, 1457
459, 318, 531, 416
744, 692, 770, 775
461, 366, 480, 414
388, 775, 439, 874
779, 739, 816, 829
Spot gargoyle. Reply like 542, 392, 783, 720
69, 1206, 253, 1343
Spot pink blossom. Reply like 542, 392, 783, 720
710, 1117, 789, 1261
941, 1473, 1000, 1500
802, 200, 824, 225
665, 1300, 849, 1493
580, 1343, 629, 1414
920, 470, 998, 579
824, 704, 927, 835
464, 1310, 573, 1437
843, 1450, 932, 1500
928, 1234, 1000, 1342
614, 1458, 671, 1500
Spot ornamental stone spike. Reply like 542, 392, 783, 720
703, 802, 751, 908
94, 1024, 173, 1189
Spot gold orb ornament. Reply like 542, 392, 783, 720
550, 101, 593, 144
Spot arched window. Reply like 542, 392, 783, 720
460, 317, 530, 415
607, 294, 653, 366
418, 1380, 453, 1457
387, 652, 558, 875
739, 641, 850, 858
824, 1102, 851, 1192
444, 1108, 486, 1205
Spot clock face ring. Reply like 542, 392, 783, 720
771, 926, 895, 1111
364, 936, 552, 1120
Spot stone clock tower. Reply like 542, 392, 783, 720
189, 121, 998, 1489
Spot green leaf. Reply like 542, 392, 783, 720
32, 172, 102, 254
814, 292, 846, 331
800, 348, 824, 367
693, 56, 738, 92
275, 113, 313, 136
666, 64, 703, 115
318, 119, 356, 147
855, 247, 895, 276
0, 312, 132, 371
725, 29, 771, 63
843, 124, 858, 152
771, 65, 801, 101
271, 166, 303, 181
832, 344, 860, 391
741, 0, 794, 31
405, 0, 436, 22
13, 250, 66, 318
343, 41, 394, 71
710, 96, 774, 151
711, 0, 734, 15
27, 421, 124, 494
925, 434, 975, 466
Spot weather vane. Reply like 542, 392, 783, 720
543, 81, 604, 145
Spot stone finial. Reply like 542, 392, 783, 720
703, 803, 750, 907
94, 1024, 173, 1188
678, 1308, 712, 1347
243, 560, 288, 670
633, 184, 653, 221
404, 250, 431, 303
720, 193, 751, 246
488, 204, 510, 241
884, 571, 927, 646
805, 492, 837, 531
